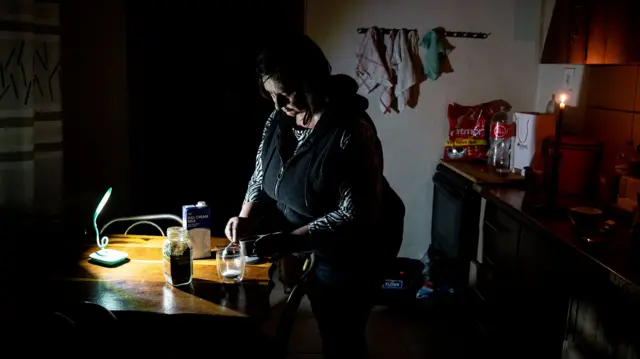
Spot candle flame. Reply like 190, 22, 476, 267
559, 94, 567, 109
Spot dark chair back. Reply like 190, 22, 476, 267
272, 254, 316, 358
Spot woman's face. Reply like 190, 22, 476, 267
262, 76, 306, 118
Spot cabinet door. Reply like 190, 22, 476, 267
472, 258, 522, 355
541, 0, 588, 64
587, 0, 640, 64
483, 202, 519, 271
483, 223, 518, 271
477, 202, 522, 354
603, 0, 640, 64
564, 279, 640, 359
516, 228, 572, 358
516, 228, 567, 290
585, 0, 607, 63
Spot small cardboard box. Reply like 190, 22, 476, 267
182, 201, 211, 259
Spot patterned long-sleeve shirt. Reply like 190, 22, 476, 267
244, 110, 383, 236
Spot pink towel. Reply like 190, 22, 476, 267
391, 29, 425, 112
356, 27, 393, 115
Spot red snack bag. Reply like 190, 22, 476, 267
443, 100, 511, 161
444, 103, 488, 161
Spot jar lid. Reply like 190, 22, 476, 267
167, 226, 187, 239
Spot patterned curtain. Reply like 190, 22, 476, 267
0, 0, 62, 218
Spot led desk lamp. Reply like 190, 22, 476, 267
88, 187, 128, 265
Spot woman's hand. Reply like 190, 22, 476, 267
224, 216, 252, 242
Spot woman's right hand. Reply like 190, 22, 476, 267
224, 216, 252, 242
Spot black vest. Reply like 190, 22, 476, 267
260, 109, 405, 261
261, 109, 346, 229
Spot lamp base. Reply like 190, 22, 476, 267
89, 248, 128, 266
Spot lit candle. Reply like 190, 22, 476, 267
548, 94, 568, 210
556, 94, 567, 138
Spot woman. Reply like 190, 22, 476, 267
225, 34, 404, 358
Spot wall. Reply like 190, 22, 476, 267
582, 65, 640, 173
306, 0, 542, 258
536, 64, 587, 134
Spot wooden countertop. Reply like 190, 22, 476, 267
441, 160, 639, 292
46, 235, 273, 317
480, 186, 640, 293
440, 160, 525, 184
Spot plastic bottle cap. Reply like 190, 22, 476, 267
196, 201, 207, 207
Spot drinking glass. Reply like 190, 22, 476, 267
216, 243, 245, 284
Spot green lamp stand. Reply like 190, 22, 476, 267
88, 187, 128, 265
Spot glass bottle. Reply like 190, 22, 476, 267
163, 226, 193, 286
545, 94, 558, 114
488, 107, 512, 176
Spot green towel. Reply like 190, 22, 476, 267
420, 30, 453, 80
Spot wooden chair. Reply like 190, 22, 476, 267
270, 253, 316, 358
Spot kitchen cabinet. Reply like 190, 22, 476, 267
542, 0, 640, 64
483, 203, 519, 267
563, 275, 640, 359
559, 246, 640, 359
586, 0, 640, 64
475, 199, 640, 358
474, 201, 570, 357
541, 0, 589, 64
515, 227, 572, 357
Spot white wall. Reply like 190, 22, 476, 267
535, 64, 587, 134
306, 0, 543, 258
536, 0, 587, 134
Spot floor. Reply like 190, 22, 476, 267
266, 281, 484, 359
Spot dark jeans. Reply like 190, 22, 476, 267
307, 260, 380, 359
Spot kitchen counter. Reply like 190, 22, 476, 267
480, 186, 640, 293
439, 159, 639, 358
440, 160, 525, 184
440, 158, 639, 291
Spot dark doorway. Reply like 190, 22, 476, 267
126, 0, 304, 235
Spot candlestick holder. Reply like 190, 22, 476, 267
532, 95, 568, 219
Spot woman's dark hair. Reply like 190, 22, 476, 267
256, 34, 332, 125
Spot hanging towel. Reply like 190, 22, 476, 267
385, 28, 397, 92
420, 30, 454, 80
384, 29, 397, 112
391, 29, 426, 112
356, 27, 394, 114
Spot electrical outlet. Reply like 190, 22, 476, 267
563, 68, 575, 91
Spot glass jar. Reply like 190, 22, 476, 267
216, 242, 245, 284
163, 226, 193, 286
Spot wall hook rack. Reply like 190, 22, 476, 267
357, 27, 490, 39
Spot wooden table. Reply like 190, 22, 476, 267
47, 235, 273, 318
